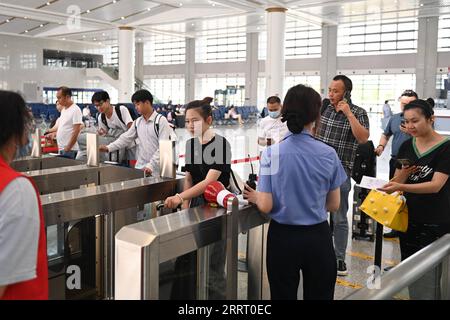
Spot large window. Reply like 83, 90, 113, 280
144, 77, 185, 104
438, 15, 450, 52
285, 75, 320, 93
257, 75, 321, 108
338, 19, 418, 56
196, 18, 246, 63
43, 88, 102, 104
84, 45, 117, 66
195, 75, 245, 106
349, 73, 416, 113
258, 23, 322, 60
144, 36, 185, 65
257, 77, 267, 109
20, 54, 37, 69
436, 72, 448, 107
0, 55, 10, 70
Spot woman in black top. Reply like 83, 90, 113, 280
164, 97, 231, 299
380, 99, 450, 299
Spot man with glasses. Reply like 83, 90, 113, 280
375, 89, 418, 238
92, 91, 134, 163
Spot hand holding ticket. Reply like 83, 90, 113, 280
357, 176, 389, 190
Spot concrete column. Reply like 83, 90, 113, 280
320, 25, 338, 97
265, 7, 286, 99
135, 41, 144, 82
245, 33, 259, 106
416, 17, 439, 99
185, 38, 195, 103
118, 26, 135, 102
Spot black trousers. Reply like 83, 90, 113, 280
267, 220, 337, 300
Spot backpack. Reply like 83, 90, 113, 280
134, 112, 177, 140
351, 140, 376, 184
100, 105, 137, 130
229, 169, 245, 194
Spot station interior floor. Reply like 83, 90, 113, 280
173, 113, 402, 300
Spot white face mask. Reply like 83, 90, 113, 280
268, 110, 280, 119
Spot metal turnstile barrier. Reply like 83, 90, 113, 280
115, 198, 270, 300
11, 155, 81, 172
42, 175, 183, 300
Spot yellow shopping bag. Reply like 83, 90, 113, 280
359, 189, 408, 232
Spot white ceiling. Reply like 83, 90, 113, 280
0, 0, 449, 45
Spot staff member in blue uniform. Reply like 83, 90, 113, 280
245, 84, 347, 300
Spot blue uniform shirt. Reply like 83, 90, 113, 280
384, 113, 412, 158
257, 130, 347, 226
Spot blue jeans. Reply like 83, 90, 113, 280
331, 176, 352, 261
59, 150, 78, 160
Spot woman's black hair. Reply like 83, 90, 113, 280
0, 90, 31, 149
404, 99, 434, 119
426, 97, 435, 108
281, 84, 321, 134
185, 97, 213, 120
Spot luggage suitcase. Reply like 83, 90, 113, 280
352, 185, 376, 241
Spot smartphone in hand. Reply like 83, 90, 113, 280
397, 158, 411, 167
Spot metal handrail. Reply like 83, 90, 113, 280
345, 234, 450, 300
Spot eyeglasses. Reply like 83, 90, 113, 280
94, 101, 105, 108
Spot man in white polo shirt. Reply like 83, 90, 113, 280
257, 96, 289, 150
46, 86, 82, 159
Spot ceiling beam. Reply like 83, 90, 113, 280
285, 0, 366, 9
0, 2, 115, 29
138, 26, 195, 39
267, 0, 338, 26
211, 0, 263, 12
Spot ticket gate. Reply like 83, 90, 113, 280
42, 174, 184, 300
11, 155, 81, 172
10, 137, 182, 300
115, 199, 271, 300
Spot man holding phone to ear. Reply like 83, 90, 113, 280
316, 75, 370, 276
375, 89, 418, 238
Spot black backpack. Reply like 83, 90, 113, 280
100, 105, 137, 129
351, 140, 376, 184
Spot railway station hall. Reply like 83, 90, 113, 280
1, 0, 450, 303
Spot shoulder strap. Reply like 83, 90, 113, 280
134, 117, 141, 137
100, 113, 109, 129
230, 170, 242, 194
154, 113, 162, 138
115, 105, 126, 126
